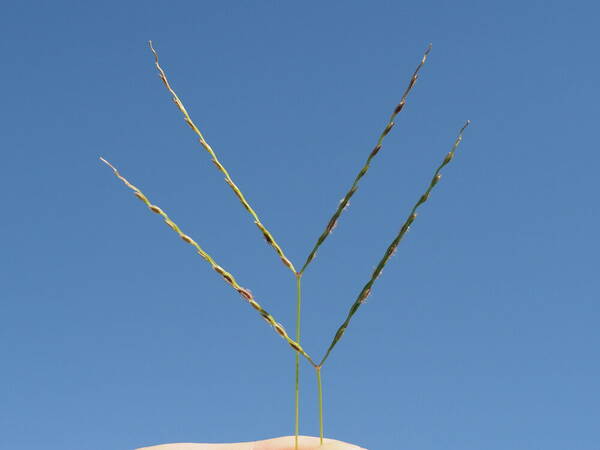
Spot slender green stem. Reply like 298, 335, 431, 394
294, 274, 302, 450
316, 366, 324, 445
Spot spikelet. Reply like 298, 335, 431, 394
148, 41, 296, 274
299, 44, 433, 274
100, 157, 315, 365
318, 120, 470, 366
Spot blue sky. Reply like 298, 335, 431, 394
1, 1, 599, 449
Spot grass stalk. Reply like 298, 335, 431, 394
316, 366, 324, 445
295, 274, 302, 450
148, 41, 296, 274
318, 120, 470, 366
299, 44, 432, 275
100, 157, 316, 366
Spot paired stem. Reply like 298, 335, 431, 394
295, 274, 325, 448
296, 274, 325, 448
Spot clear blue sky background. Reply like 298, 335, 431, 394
1, 1, 598, 449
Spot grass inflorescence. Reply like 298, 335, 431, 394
101, 42, 470, 449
